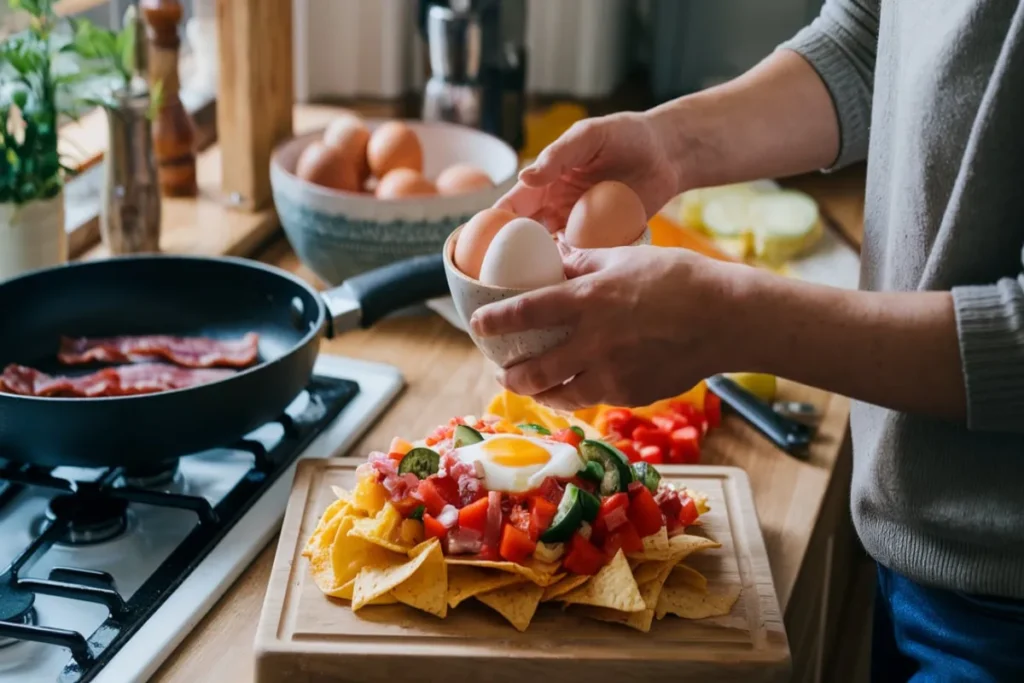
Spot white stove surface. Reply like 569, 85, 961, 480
0, 354, 404, 683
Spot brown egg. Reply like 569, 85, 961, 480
367, 121, 423, 177
375, 168, 437, 200
454, 207, 517, 280
436, 163, 495, 196
295, 140, 363, 192
323, 115, 370, 186
564, 180, 647, 248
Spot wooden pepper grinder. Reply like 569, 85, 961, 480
141, 0, 198, 197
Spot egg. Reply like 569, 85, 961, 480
295, 140, 363, 192
478, 217, 565, 289
453, 433, 583, 493
436, 163, 495, 196
375, 168, 437, 199
367, 121, 423, 177
322, 115, 370, 186
564, 180, 647, 248
454, 208, 517, 280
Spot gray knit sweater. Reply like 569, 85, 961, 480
780, 1, 1024, 598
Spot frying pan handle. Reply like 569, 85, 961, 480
706, 374, 814, 458
322, 253, 449, 336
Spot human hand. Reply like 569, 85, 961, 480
469, 244, 745, 412
496, 111, 684, 233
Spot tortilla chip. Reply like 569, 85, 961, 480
332, 516, 394, 587
655, 583, 742, 620
447, 566, 528, 608
641, 527, 670, 554
303, 498, 352, 558
326, 578, 397, 605
541, 573, 590, 602
331, 485, 352, 502
390, 539, 448, 617
669, 564, 708, 593
558, 550, 645, 612
475, 581, 546, 632
628, 533, 720, 562
351, 539, 442, 611
309, 514, 347, 592
445, 558, 562, 586
347, 504, 409, 554
573, 559, 675, 632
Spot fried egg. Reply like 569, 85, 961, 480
453, 433, 583, 493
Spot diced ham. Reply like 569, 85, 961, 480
0, 363, 234, 398
484, 491, 503, 550
447, 526, 483, 555
57, 333, 260, 369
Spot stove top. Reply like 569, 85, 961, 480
0, 355, 404, 683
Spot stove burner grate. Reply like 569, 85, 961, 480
0, 375, 359, 682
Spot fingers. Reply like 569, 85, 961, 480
532, 372, 604, 413
561, 247, 607, 279
519, 119, 603, 187
497, 340, 587, 396
469, 282, 580, 337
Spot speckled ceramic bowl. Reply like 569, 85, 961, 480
270, 120, 519, 285
441, 224, 652, 368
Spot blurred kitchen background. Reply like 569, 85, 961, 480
6, 0, 825, 107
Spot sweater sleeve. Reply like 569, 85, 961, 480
776, 0, 881, 170
952, 247, 1024, 433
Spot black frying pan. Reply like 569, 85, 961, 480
0, 253, 448, 470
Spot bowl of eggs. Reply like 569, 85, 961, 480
443, 180, 651, 369
270, 112, 519, 285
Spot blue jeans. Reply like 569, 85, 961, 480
872, 563, 1024, 682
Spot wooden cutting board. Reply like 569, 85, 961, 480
254, 459, 790, 683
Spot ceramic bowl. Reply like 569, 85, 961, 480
270, 119, 519, 285
441, 224, 652, 368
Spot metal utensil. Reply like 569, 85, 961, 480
706, 374, 814, 458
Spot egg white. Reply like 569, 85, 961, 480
453, 433, 583, 493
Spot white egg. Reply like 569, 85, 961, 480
478, 217, 565, 289
453, 433, 583, 493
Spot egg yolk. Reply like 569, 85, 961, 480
481, 437, 551, 467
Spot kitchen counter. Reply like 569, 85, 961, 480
147, 174, 866, 683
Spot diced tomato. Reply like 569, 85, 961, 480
669, 426, 701, 464
615, 439, 640, 463
563, 533, 607, 575
600, 408, 633, 432
595, 492, 630, 535
422, 513, 446, 541
652, 414, 686, 432
509, 505, 531, 534
632, 426, 671, 451
417, 478, 457, 517
527, 496, 558, 541
628, 486, 665, 537
598, 492, 629, 520
499, 523, 536, 563
458, 497, 489, 533
603, 519, 644, 557
393, 496, 424, 517
659, 493, 682, 524
704, 392, 722, 429
536, 476, 565, 505
678, 495, 700, 527
638, 445, 665, 465
551, 427, 583, 448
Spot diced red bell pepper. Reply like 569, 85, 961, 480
632, 426, 671, 451
597, 493, 629, 521
678, 495, 700, 527
393, 496, 424, 517
499, 523, 536, 563
422, 513, 447, 541
476, 543, 500, 561
458, 497, 489, 533
603, 519, 644, 557
704, 392, 722, 429
563, 533, 607, 575
551, 427, 584, 448
628, 486, 665, 537
417, 477, 459, 517
536, 476, 565, 505
595, 492, 630, 535
615, 439, 641, 463
669, 426, 701, 464
528, 496, 558, 542
639, 445, 665, 465
651, 414, 687, 432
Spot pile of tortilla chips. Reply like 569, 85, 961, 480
303, 483, 740, 633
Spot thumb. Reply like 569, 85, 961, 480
519, 119, 604, 187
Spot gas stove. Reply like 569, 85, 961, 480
0, 354, 404, 683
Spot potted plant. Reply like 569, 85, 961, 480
0, 0, 155, 280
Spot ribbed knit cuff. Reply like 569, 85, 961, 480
777, 28, 872, 171
952, 279, 1024, 432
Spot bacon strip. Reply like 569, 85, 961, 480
57, 333, 259, 369
0, 363, 235, 398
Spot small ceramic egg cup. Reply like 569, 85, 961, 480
442, 224, 651, 369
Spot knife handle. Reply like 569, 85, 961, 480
706, 375, 813, 457
342, 253, 449, 328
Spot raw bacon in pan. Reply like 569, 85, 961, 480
0, 363, 235, 398
58, 333, 259, 368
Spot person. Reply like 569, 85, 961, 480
469, 1, 1024, 681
